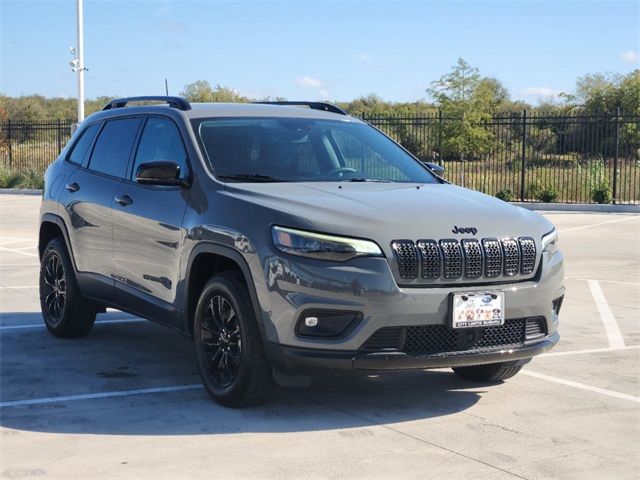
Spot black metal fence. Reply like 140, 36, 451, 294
0, 120, 75, 173
1, 112, 638, 204
363, 110, 639, 204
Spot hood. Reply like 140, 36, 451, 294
223, 182, 553, 248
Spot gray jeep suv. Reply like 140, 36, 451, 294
38, 97, 564, 406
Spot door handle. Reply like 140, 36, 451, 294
65, 182, 80, 193
114, 194, 133, 207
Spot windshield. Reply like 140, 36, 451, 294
193, 117, 438, 183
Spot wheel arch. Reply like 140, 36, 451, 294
39, 214, 78, 272
183, 243, 264, 339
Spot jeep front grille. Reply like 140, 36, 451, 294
391, 236, 537, 281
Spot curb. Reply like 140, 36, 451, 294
0, 189, 42, 196
513, 202, 640, 214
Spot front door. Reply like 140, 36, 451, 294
112, 116, 192, 326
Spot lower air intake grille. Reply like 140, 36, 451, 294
360, 317, 547, 356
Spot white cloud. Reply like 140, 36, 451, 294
295, 76, 323, 88
354, 53, 373, 61
619, 50, 639, 63
522, 87, 563, 100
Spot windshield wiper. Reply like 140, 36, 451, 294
344, 178, 392, 183
217, 173, 283, 182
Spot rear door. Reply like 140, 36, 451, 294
112, 116, 192, 325
59, 117, 142, 299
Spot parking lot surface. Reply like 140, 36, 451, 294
0, 194, 638, 480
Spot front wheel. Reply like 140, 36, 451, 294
194, 272, 274, 407
452, 361, 524, 382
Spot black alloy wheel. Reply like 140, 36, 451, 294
200, 295, 242, 387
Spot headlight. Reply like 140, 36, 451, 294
272, 226, 383, 262
542, 228, 559, 254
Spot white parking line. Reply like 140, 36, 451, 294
0, 286, 38, 289
588, 280, 626, 349
559, 215, 639, 233
0, 384, 202, 408
0, 264, 40, 267
540, 345, 640, 357
0, 319, 146, 330
565, 277, 640, 286
521, 370, 640, 404
12, 245, 37, 251
0, 246, 38, 257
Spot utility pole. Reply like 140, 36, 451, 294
70, 0, 86, 123
76, 0, 85, 122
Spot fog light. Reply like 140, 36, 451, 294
304, 317, 319, 328
296, 309, 363, 337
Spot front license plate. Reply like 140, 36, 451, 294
452, 291, 505, 328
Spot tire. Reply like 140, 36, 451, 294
39, 237, 96, 338
452, 362, 523, 382
194, 271, 274, 407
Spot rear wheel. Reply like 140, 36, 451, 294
452, 362, 524, 382
39, 238, 96, 338
194, 272, 274, 407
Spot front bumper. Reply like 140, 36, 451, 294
267, 332, 559, 375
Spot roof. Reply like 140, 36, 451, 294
186, 102, 359, 121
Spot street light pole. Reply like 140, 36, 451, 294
76, 0, 85, 122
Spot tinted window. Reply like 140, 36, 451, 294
88, 118, 141, 178
194, 118, 437, 183
132, 118, 189, 180
68, 123, 100, 165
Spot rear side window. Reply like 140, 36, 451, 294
132, 118, 189, 180
88, 118, 142, 178
67, 123, 100, 165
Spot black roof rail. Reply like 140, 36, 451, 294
255, 101, 348, 116
102, 96, 191, 111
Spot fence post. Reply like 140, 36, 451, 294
57, 119, 62, 154
612, 107, 620, 205
438, 110, 443, 166
6, 119, 12, 169
520, 110, 527, 202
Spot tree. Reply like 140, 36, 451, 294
426, 58, 505, 163
180, 80, 248, 103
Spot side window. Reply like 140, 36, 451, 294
88, 118, 141, 178
67, 123, 101, 165
132, 118, 189, 180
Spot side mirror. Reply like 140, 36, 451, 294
135, 161, 188, 186
424, 162, 445, 176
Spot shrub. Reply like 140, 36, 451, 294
495, 188, 514, 202
0, 167, 23, 188
537, 185, 558, 203
591, 183, 612, 204
527, 182, 542, 200
0, 167, 44, 189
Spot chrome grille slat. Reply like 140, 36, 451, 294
501, 238, 520, 276
440, 239, 463, 278
482, 238, 502, 278
461, 239, 483, 278
519, 237, 536, 274
391, 240, 418, 279
417, 240, 441, 279
391, 236, 538, 282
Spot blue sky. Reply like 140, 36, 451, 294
1, 0, 638, 103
